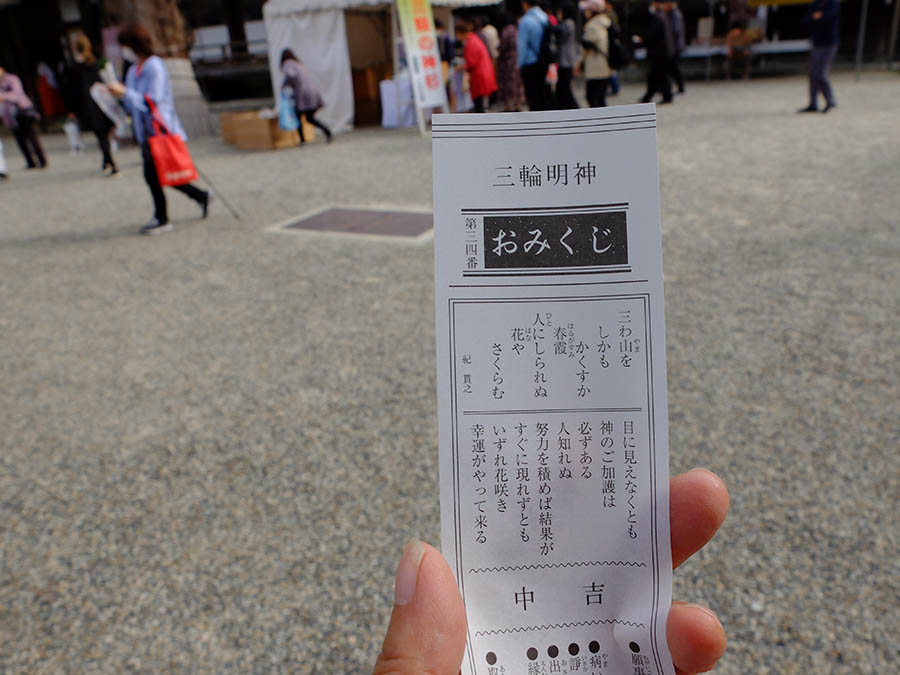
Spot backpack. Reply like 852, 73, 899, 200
605, 23, 630, 70
538, 20, 562, 67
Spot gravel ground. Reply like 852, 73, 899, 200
0, 72, 897, 674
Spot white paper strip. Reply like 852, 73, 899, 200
433, 104, 675, 675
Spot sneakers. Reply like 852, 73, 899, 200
103, 166, 120, 177
140, 218, 174, 235
201, 191, 213, 219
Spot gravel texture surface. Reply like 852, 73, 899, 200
0, 73, 897, 674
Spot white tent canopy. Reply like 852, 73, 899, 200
263, 0, 496, 133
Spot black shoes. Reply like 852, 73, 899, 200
798, 103, 836, 114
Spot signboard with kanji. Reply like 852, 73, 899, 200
396, 0, 447, 109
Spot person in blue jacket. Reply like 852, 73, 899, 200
108, 24, 211, 235
518, 0, 549, 111
799, 0, 839, 113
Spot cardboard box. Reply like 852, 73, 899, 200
219, 111, 238, 145
225, 112, 315, 150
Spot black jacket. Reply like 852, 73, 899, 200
807, 0, 839, 48
60, 62, 113, 134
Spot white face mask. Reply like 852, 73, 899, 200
121, 47, 137, 62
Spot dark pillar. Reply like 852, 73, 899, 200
225, 0, 248, 58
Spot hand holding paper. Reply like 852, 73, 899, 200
375, 469, 729, 675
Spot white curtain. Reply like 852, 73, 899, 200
263, 6, 355, 133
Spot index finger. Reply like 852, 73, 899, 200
670, 469, 729, 569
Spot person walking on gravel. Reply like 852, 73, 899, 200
280, 50, 333, 144
799, 0, 839, 113
0, 67, 48, 170
107, 24, 211, 235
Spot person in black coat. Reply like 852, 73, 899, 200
639, 0, 674, 104
799, 0, 839, 112
62, 35, 118, 174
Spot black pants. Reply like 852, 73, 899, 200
141, 142, 206, 224
556, 67, 579, 109
472, 96, 487, 113
94, 129, 116, 170
13, 114, 47, 168
586, 78, 609, 107
809, 45, 837, 107
641, 57, 672, 103
667, 55, 685, 93
520, 63, 548, 111
296, 108, 331, 142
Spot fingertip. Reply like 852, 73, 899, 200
667, 602, 726, 673
376, 542, 467, 675
670, 469, 730, 569
687, 468, 730, 514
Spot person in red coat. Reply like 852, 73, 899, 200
456, 20, 497, 113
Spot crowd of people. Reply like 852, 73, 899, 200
0, 1, 840, 219
449, 0, 690, 114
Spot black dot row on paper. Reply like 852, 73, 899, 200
487, 639, 634, 664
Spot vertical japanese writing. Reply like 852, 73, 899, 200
619, 309, 641, 368
464, 216, 478, 270
516, 423, 530, 543
557, 422, 572, 479
624, 419, 638, 539
494, 426, 508, 514
492, 343, 504, 399
472, 424, 487, 543
537, 421, 553, 556
462, 353, 473, 394
578, 421, 593, 480
601, 420, 616, 508
598, 324, 612, 370
533, 313, 550, 398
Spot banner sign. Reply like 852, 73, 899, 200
396, 0, 447, 109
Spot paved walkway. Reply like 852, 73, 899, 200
0, 73, 898, 673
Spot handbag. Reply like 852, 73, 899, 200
145, 95, 198, 187
278, 90, 299, 131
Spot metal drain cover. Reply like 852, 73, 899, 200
281, 208, 433, 238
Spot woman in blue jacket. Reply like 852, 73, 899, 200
109, 24, 211, 235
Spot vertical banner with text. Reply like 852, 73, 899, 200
396, 0, 447, 109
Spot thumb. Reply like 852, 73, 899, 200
373, 540, 468, 675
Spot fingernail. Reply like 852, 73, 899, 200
394, 539, 426, 606
677, 602, 722, 624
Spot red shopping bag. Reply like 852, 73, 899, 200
145, 95, 198, 187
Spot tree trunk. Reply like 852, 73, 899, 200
225, 0, 249, 58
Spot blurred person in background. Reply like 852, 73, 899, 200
556, 2, 580, 109
638, 0, 674, 104
480, 15, 501, 61
665, 1, 686, 94
280, 49, 333, 143
0, 67, 47, 170
62, 34, 119, 175
604, 2, 622, 95
799, 0, 839, 112
580, 0, 613, 107
497, 11, 525, 111
518, 0, 550, 110
456, 20, 498, 113
107, 24, 211, 235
